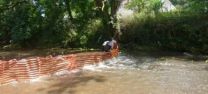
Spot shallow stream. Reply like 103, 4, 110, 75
0, 52, 208, 94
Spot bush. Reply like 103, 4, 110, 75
120, 12, 208, 54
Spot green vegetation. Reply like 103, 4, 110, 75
121, 0, 208, 54
0, 0, 207, 54
0, 0, 121, 48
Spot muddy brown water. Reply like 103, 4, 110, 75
0, 52, 208, 94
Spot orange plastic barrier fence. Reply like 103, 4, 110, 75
0, 49, 119, 85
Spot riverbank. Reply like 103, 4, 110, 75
121, 45, 208, 62
1, 46, 208, 62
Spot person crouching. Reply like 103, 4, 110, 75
102, 38, 118, 52
102, 41, 111, 52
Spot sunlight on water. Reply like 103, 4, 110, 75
1, 52, 208, 94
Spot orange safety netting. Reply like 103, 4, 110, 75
0, 49, 119, 85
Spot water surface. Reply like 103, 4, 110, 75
0, 52, 208, 94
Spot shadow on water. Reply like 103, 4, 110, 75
36, 72, 106, 94
205, 66, 208, 71
123, 48, 208, 62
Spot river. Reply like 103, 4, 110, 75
0, 52, 208, 94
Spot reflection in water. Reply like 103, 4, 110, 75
0, 52, 208, 94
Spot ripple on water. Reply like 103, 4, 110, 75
1, 52, 208, 94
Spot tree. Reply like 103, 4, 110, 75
0, 0, 123, 48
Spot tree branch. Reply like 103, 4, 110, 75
0, 0, 28, 11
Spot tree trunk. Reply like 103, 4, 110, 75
64, 0, 73, 21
